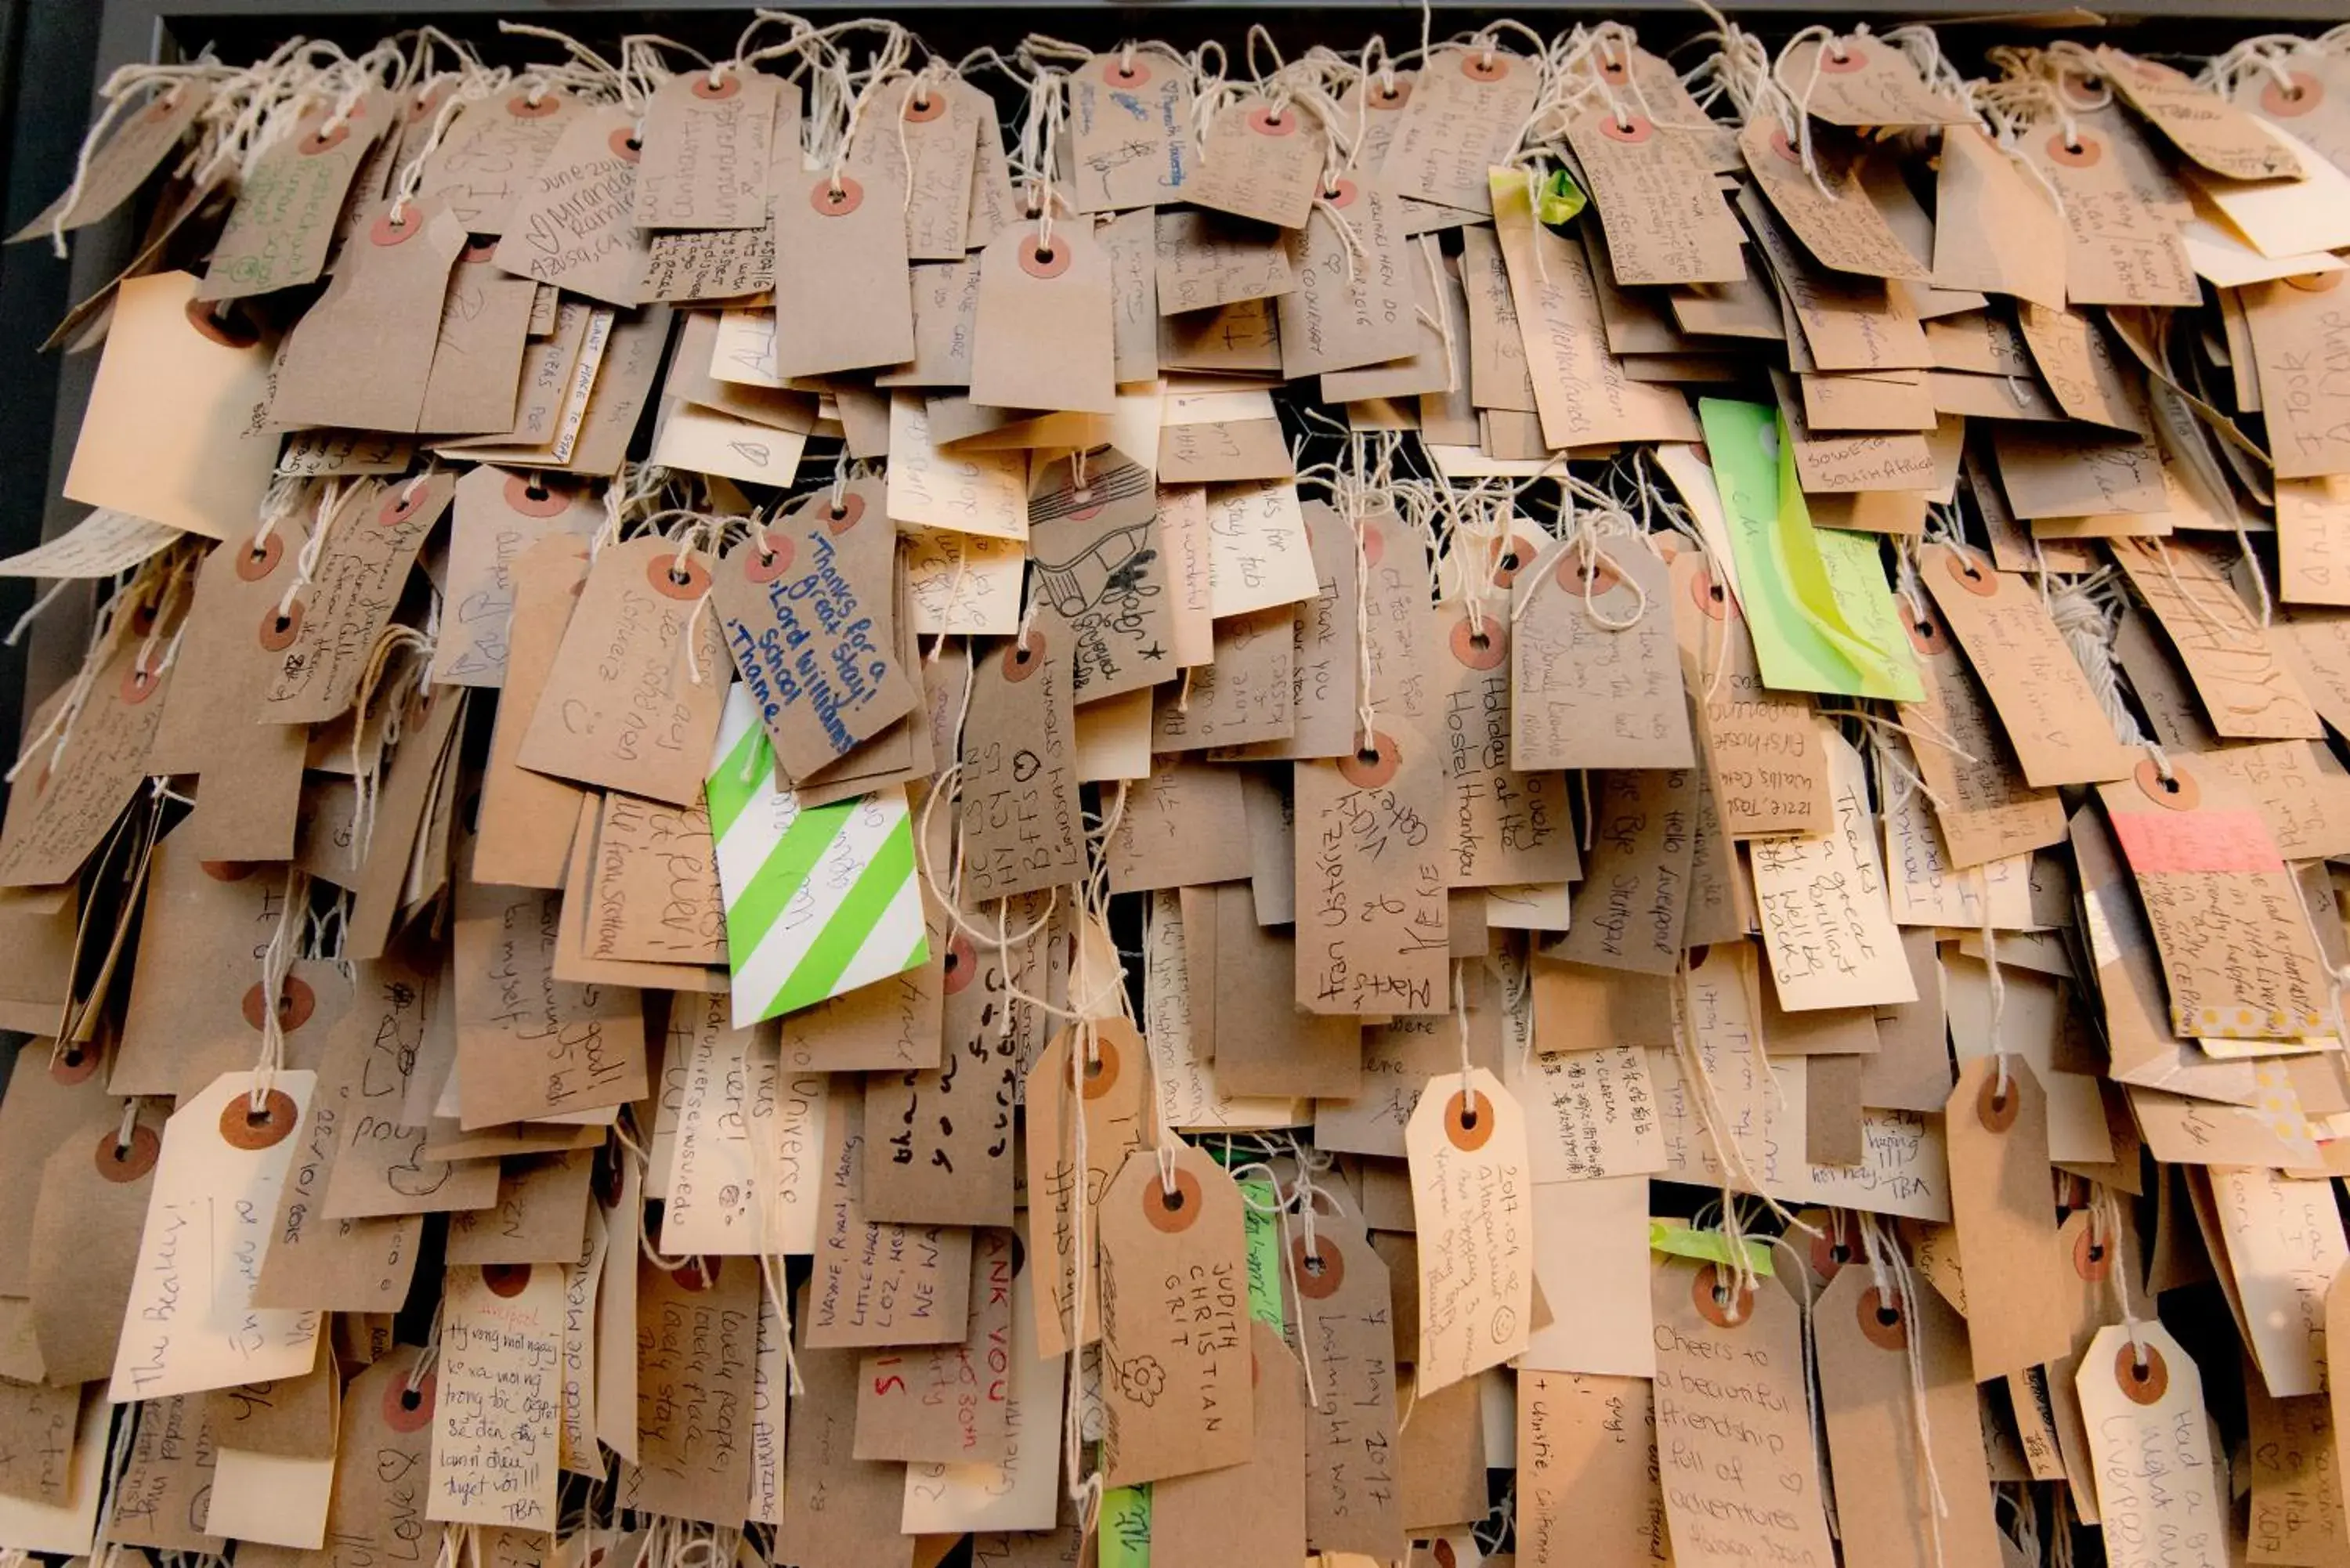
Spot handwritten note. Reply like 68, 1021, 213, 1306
1650, 1255, 1838, 1568
2210, 1167, 2345, 1399
429, 1263, 562, 1529
110, 1071, 324, 1402
627, 1255, 757, 1524
1749, 734, 1918, 1010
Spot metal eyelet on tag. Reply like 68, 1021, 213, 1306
1818, 42, 1868, 74
484, 1263, 533, 1298
2115, 1340, 2167, 1404
902, 90, 945, 124
49, 1043, 98, 1086
1907, 611, 1948, 656
1462, 52, 1509, 82
1339, 730, 1401, 789
1449, 617, 1507, 670
186, 298, 260, 349
826, 493, 866, 533
504, 474, 570, 518
743, 540, 793, 583
1083, 1030, 1122, 1099
1975, 1070, 2019, 1133
2134, 756, 2199, 812
380, 484, 425, 526
811, 176, 862, 217
694, 71, 742, 102
371, 211, 421, 247
383, 1367, 436, 1431
1690, 565, 1730, 623
258, 600, 305, 651
1489, 532, 1537, 588
1944, 549, 1998, 597
243, 975, 317, 1035
2046, 131, 2102, 168
1556, 553, 1622, 598
942, 933, 978, 993
1003, 630, 1047, 682
1249, 106, 1296, 137
609, 128, 642, 164
648, 553, 710, 601
1369, 80, 1412, 109
1292, 1234, 1344, 1299
302, 121, 351, 156
1856, 1287, 1907, 1349
1600, 114, 1654, 145
1692, 1262, 1753, 1327
1769, 128, 1804, 165
1322, 178, 1360, 208
118, 656, 160, 705
2073, 1224, 2113, 1283
508, 93, 561, 120
1106, 58, 1152, 87
1809, 1228, 1849, 1281
1021, 237, 1072, 280
1444, 1086, 1494, 1151
2286, 271, 2345, 294
672, 1258, 720, 1292
2265, 70, 2323, 117
219, 1089, 299, 1151
146, 89, 183, 122
1597, 53, 1630, 83
202, 859, 255, 883
1143, 1166, 1202, 1233
96, 1124, 161, 1183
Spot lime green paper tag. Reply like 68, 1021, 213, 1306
1537, 168, 1587, 229
1238, 1178, 1284, 1328
1696, 398, 1922, 703
1648, 1219, 1776, 1277
1101, 1485, 1152, 1568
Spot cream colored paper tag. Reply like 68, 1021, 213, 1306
110, 1071, 324, 1402
1406, 1066, 1531, 1393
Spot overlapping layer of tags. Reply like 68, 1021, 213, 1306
6, 9, 2350, 1568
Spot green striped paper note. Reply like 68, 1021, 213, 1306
707, 686, 928, 1028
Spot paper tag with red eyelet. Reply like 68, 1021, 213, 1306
257, 472, 454, 725
2076, 1321, 2225, 1568
710, 481, 916, 784
1406, 1066, 1530, 1393
970, 221, 1117, 415
957, 630, 1086, 902
518, 533, 732, 807
2097, 757, 2332, 1041
1186, 99, 1328, 229
427, 1261, 564, 1528
634, 68, 780, 231
1097, 1142, 1253, 1487
108, 1071, 321, 1402
1292, 728, 1450, 1015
